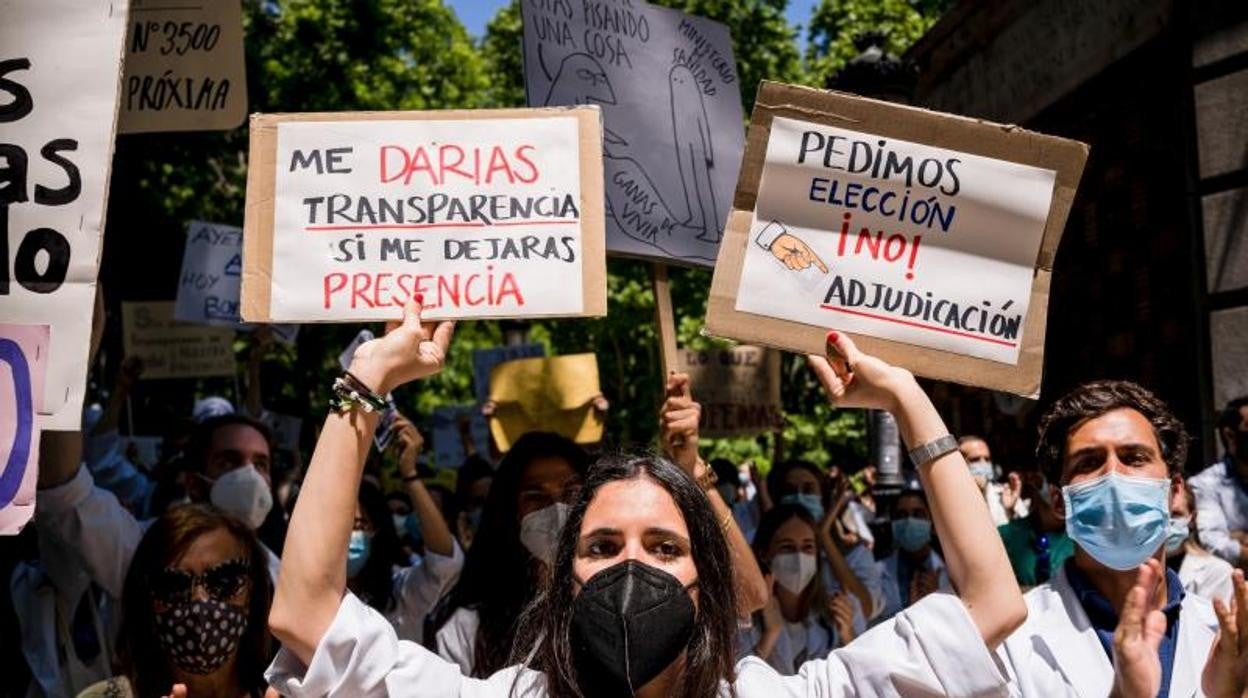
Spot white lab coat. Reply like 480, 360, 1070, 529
736, 595, 866, 675
986, 482, 1029, 528
1177, 550, 1235, 604
997, 566, 1218, 697
1189, 459, 1248, 564
435, 607, 480, 676
10, 559, 118, 698
876, 550, 953, 623
832, 544, 887, 621
386, 544, 464, 644
267, 590, 1008, 696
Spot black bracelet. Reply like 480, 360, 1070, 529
402, 473, 422, 483
330, 371, 388, 413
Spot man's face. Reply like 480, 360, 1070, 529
959, 439, 991, 465
188, 424, 272, 503
1052, 408, 1168, 516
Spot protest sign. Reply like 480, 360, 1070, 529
122, 301, 235, 379
431, 405, 492, 469
0, 1, 128, 429
118, 0, 247, 133
240, 108, 607, 324
706, 83, 1088, 397
472, 344, 546, 404
676, 346, 781, 437
521, 0, 744, 267
488, 354, 603, 451
0, 324, 49, 534
174, 220, 298, 341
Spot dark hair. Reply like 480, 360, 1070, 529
118, 505, 272, 698
512, 454, 739, 698
752, 503, 830, 623
709, 458, 738, 486
456, 454, 495, 504
893, 488, 930, 516
186, 414, 273, 475
1217, 396, 1248, 451
352, 480, 404, 611
1036, 380, 1190, 484
766, 459, 825, 502
428, 432, 588, 676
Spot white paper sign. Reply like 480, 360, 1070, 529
174, 220, 298, 341
0, 0, 129, 429
735, 117, 1057, 364
0, 324, 49, 534
118, 0, 247, 133
268, 117, 586, 321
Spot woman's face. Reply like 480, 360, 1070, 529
153, 528, 252, 615
517, 456, 581, 520
573, 477, 698, 602
783, 468, 822, 499
892, 494, 931, 521
766, 516, 817, 560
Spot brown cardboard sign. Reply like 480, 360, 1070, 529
122, 301, 235, 379
705, 82, 1088, 397
118, 0, 248, 133
676, 346, 781, 438
241, 107, 607, 323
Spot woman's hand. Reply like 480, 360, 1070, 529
660, 373, 701, 474
347, 298, 455, 394
389, 413, 424, 480
161, 684, 187, 698
829, 591, 857, 644
806, 331, 919, 413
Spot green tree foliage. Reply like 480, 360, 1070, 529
804, 0, 953, 86
107, 0, 955, 472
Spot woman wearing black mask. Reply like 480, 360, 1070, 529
268, 303, 1027, 696
118, 504, 272, 697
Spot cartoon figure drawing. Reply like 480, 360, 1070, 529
533, 28, 736, 264
668, 64, 722, 245
755, 221, 828, 273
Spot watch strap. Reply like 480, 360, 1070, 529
907, 434, 958, 467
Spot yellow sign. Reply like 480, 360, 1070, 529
487, 354, 603, 451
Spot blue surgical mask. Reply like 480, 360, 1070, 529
1062, 471, 1169, 571
346, 530, 372, 577
892, 517, 932, 552
781, 493, 824, 521
1165, 516, 1190, 554
969, 463, 994, 482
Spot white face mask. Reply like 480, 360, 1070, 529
519, 502, 570, 566
771, 551, 818, 595
209, 464, 273, 530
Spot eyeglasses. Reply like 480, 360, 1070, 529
151, 558, 250, 605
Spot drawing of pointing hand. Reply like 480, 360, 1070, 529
754, 220, 829, 273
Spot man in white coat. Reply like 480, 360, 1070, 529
996, 380, 1248, 697
1189, 396, 1248, 567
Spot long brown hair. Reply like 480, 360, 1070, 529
511, 454, 739, 698
118, 504, 273, 698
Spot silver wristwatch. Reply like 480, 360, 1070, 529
907, 434, 958, 467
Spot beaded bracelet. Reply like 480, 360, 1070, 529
329, 371, 388, 413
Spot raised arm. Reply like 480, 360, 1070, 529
391, 413, 455, 558
269, 301, 454, 664
807, 331, 1026, 648
661, 373, 770, 616
816, 502, 875, 619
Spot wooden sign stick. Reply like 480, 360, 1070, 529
650, 263, 679, 377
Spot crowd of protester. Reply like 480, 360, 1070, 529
5, 299, 1248, 697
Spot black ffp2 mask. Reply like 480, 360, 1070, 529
570, 560, 696, 697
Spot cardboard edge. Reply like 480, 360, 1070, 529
241, 113, 276, 322
705, 79, 1088, 399
241, 106, 607, 322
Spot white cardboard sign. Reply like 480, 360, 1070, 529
735, 117, 1057, 364
0, 0, 129, 429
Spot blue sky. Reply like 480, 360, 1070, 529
446, 0, 822, 39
